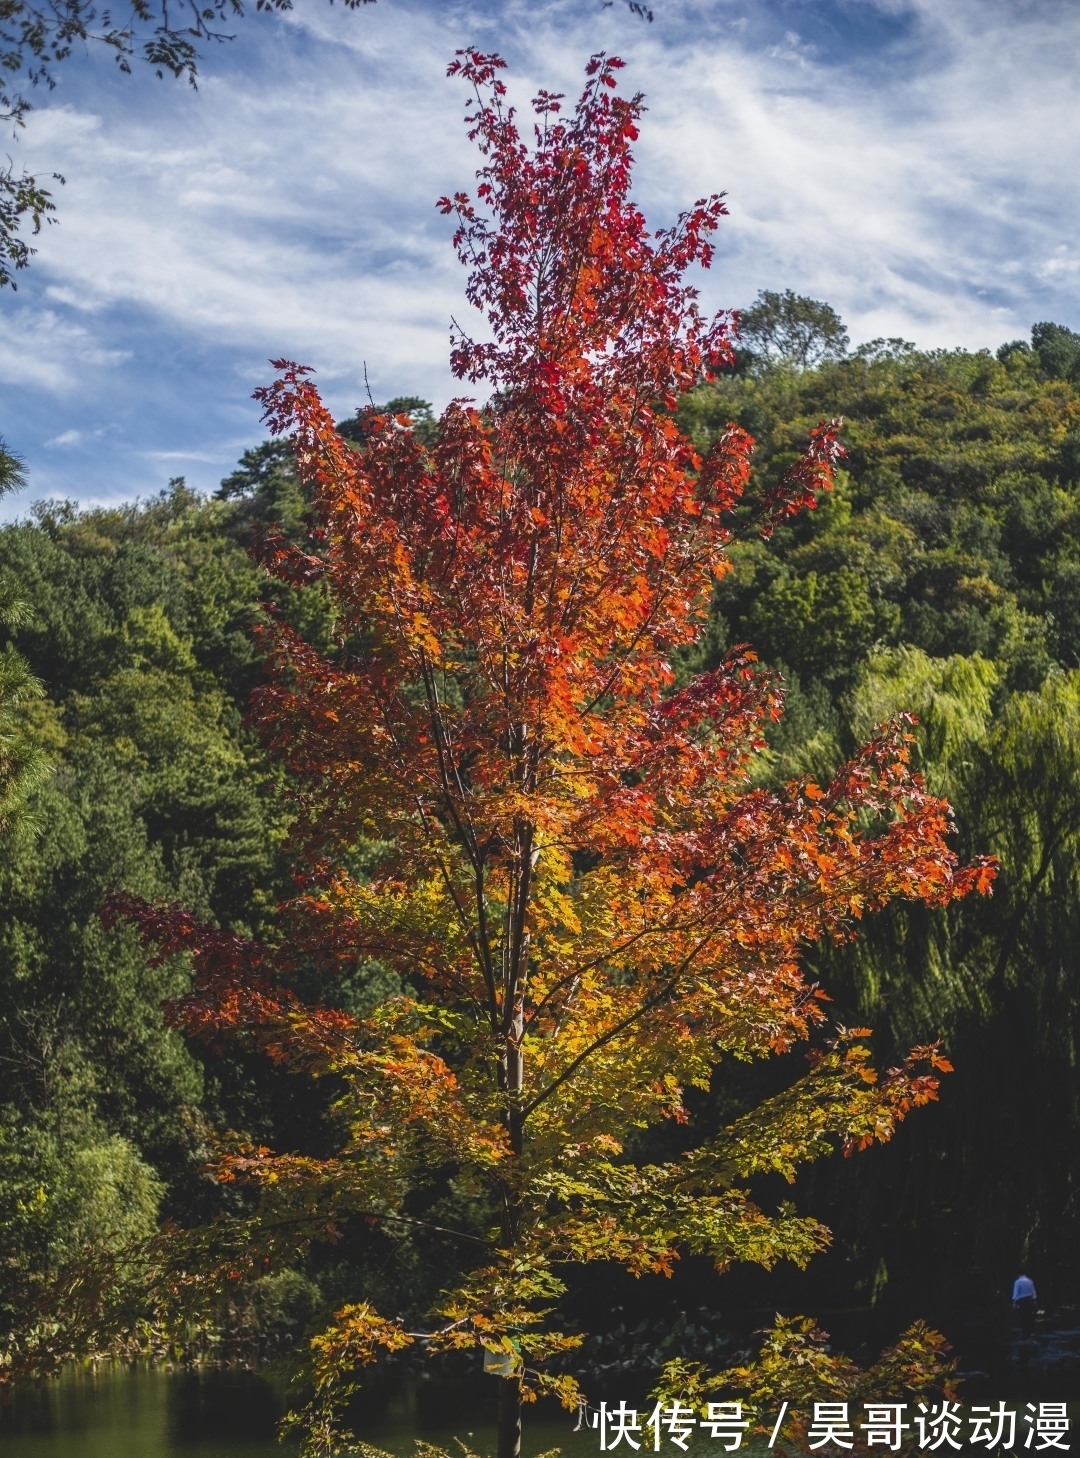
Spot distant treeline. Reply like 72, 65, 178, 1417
1, 315, 1078, 1359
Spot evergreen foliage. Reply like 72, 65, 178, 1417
0, 466, 405, 1360
0, 480, 289, 1336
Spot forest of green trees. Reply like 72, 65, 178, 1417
2, 312, 1079, 1374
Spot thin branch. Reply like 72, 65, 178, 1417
522, 925, 722, 1119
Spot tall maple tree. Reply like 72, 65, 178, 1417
104, 52, 990, 1458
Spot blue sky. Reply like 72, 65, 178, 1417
1, 0, 1078, 515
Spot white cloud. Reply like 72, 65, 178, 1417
142, 449, 233, 463
11, 12, 479, 413
0, 308, 132, 391
1039, 248, 1080, 283
607, 0, 1080, 351
44, 284, 107, 312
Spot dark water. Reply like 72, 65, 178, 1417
0, 1366, 601, 1458
3, 1327, 1079, 1458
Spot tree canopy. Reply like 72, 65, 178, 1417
737, 289, 850, 372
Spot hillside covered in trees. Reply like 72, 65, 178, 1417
2, 316, 1079, 1372
678, 316, 1080, 1333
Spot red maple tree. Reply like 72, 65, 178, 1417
107, 51, 992, 1458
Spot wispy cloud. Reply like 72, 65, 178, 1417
142, 448, 235, 463
1, 0, 1078, 512
0, 307, 132, 390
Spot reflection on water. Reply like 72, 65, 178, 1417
0, 1366, 600, 1458
1, 1368, 281, 1458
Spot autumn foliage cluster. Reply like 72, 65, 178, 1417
77, 51, 991, 1458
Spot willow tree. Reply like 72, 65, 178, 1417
105, 52, 989, 1458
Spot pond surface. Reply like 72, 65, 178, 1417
0, 1366, 601, 1458
3, 1338, 1079, 1458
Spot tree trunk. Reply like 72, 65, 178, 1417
497, 826, 529, 1458
498, 1375, 523, 1458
